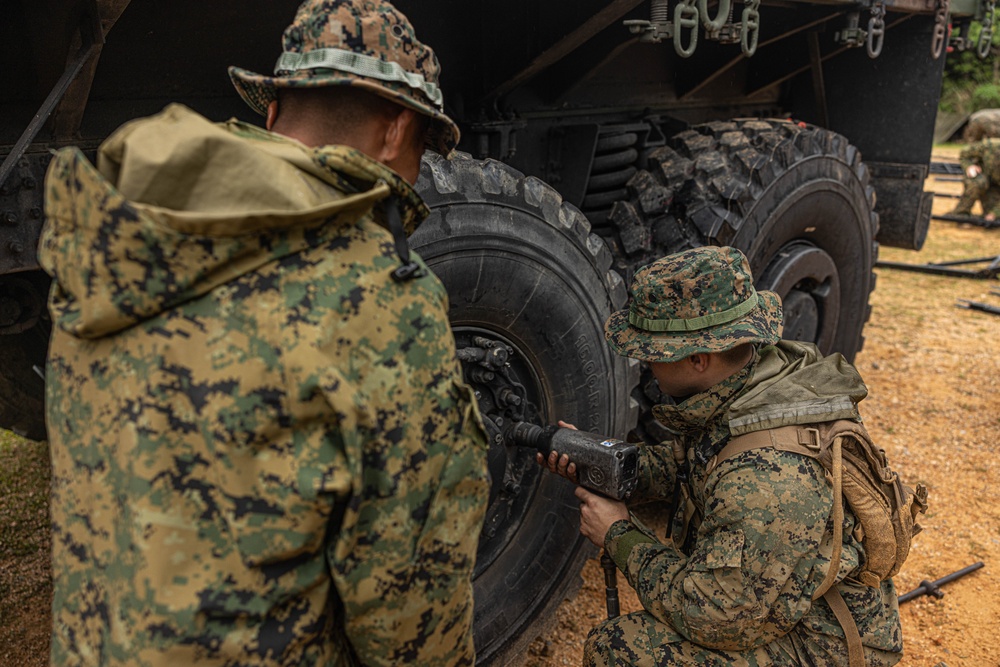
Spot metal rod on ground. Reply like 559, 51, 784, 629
876, 256, 1000, 279
957, 299, 1000, 315
930, 191, 960, 198
600, 551, 620, 619
931, 213, 1000, 229
898, 562, 985, 604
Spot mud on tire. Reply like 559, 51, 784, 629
413, 152, 639, 665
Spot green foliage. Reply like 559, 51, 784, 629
940, 21, 1000, 114
973, 83, 1000, 108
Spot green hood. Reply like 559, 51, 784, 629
727, 340, 869, 435
39, 103, 428, 339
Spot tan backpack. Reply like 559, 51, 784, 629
704, 419, 928, 667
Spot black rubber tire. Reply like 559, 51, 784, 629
608, 119, 879, 360
413, 153, 639, 666
603, 119, 878, 444
0, 271, 51, 440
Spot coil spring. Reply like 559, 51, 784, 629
651, 0, 669, 23
581, 131, 639, 229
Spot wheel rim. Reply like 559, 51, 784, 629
451, 326, 548, 578
757, 240, 841, 350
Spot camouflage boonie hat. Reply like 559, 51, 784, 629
605, 246, 782, 362
228, 0, 460, 155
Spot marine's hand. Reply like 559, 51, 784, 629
575, 487, 629, 548
536, 450, 579, 484
534, 419, 580, 483
968, 164, 983, 178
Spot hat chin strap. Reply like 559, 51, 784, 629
274, 48, 444, 108
628, 290, 760, 332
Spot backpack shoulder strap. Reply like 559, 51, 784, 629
707, 421, 864, 666
706, 424, 824, 478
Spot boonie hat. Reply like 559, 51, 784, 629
605, 246, 782, 362
229, 0, 460, 155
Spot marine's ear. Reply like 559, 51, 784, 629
266, 100, 279, 131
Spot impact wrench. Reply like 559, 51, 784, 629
507, 422, 640, 618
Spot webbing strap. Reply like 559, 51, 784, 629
712, 425, 845, 599
813, 436, 844, 600
274, 48, 444, 107
823, 587, 866, 667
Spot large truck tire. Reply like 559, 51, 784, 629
608, 118, 878, 360
0, 327, 47, 441
413, 153, 639, 665
0, 270, 49, 442
602, 119, 878, 443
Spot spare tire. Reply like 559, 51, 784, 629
413, 153, 639, 665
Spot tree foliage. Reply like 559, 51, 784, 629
940, 21, 1000, 113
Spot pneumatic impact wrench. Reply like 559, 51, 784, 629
505, 421, 639, 500
507, 421, 639, 618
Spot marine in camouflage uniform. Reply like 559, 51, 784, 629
951, 138, 1000, 218
564, 247, 903, 666
39, 1, 489, 665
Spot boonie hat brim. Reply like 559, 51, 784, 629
228, 66, 461, 156
605, 289, 783, 363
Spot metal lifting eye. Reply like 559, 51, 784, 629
698, 0, 731, 31
674, 0, 700, 57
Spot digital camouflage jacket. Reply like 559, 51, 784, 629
603, 341, 902, 663
39, 104, 489, 667
959, 138, 1000, 183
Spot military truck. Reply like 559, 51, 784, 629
1, 0, 992, 662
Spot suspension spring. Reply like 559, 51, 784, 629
581, 130, 640, 228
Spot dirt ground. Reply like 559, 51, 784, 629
528, 147, 1000, 666
1, 149, 997, 667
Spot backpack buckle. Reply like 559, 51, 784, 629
799, 427, 822, 451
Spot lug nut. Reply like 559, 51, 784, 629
8, 241, 24, 255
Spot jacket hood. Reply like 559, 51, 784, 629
727, 340, 868, 435
39, 104, 428, 339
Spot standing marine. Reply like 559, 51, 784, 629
541, 246, 925, 667
39, 1, 489, 665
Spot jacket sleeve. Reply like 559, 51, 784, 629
634, 442, 679, 501
960, 142, 985, 169
606, 448, 836, 651
320, 275, 490, 666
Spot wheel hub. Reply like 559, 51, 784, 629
758, 241, 841, 350
453, 328, 545, 575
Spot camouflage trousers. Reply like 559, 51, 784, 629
951, 174, 1000, 216
583, 611, 902, 667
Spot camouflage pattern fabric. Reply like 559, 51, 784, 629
962, 108, 1000, 143
229, 0, 460, 155
39, 104, 489, 667
953, 139, 1000, 216
592, 341, 903, 666
605, 247, 781, 363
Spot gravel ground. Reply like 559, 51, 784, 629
1, 150, 997, 667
